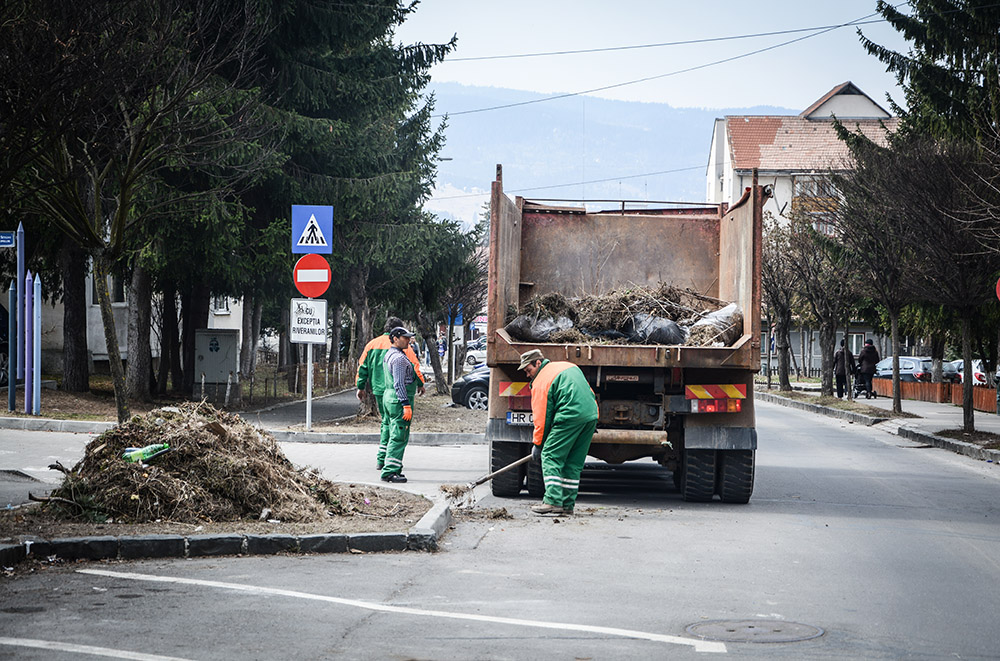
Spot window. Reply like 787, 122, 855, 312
792, 177, 839, 236
212, 296, 231, 315
91, 274, 126, 305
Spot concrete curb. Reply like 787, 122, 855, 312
0, 494, 454, 568
755, 391, 888, 426
0, 415, 485, 445
270, 431, 485, 445
758, 390, 1000, 463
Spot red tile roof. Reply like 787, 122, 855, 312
727, 116, 899, 172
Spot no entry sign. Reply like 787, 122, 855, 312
293, 253, 331, 298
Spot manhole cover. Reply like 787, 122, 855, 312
686, 619, 823, 643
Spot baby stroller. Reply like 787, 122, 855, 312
853, 367, 873, 399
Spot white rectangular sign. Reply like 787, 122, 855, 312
289, 298, 327, 344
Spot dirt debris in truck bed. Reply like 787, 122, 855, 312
33, 403, 419, 526
504, 284, 743, 347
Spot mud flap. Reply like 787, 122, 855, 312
684, 426, 757, 450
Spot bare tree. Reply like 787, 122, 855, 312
761, 214, 798, 391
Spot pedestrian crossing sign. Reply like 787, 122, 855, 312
291, 205, 333, 254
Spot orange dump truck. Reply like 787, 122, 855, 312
484, 165, 767, 503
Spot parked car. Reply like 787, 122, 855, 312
451, 363, 489, 410
948, 359, 989, 385
465, 337, 487, 366
875, 356, 958, 383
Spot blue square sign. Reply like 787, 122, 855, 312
291, 205, 333, 254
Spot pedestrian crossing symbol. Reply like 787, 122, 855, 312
291, 204, 333, 254
296, 215, 327, 248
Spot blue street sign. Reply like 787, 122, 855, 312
0, 231, 13, 247
291, 205, 333, 255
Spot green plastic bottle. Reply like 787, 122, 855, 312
122, 443, 170, 463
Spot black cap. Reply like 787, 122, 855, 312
389, 326, 415, 340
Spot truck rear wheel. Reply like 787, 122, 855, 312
682, 449, 716, 502
490, 441, 524, 497
526, 459, 544, 497
718, 450, 754, 504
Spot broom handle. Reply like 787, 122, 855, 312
471, 455, 532, 487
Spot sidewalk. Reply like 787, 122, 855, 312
757, 385, 1000, 462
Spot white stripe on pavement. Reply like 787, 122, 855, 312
0, 637, 193, 660
78, 569, 726, 653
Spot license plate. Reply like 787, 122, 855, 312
506, 411, 533, 426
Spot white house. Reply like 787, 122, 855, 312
706, 81, 899, 230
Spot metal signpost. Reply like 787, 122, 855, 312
289, 298, 328, 431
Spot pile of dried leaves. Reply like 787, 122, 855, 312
505, 284, 743, 347
44, 403, 349, 524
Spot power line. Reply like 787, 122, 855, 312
430, 165, 704, 200
447, 19, 886, 62
436, 11, 879, 118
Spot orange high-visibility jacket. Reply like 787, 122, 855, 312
529, 359, 598, 446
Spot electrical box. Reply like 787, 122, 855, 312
194, 329, 240, 383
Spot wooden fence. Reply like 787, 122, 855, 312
873, 378, 999, 412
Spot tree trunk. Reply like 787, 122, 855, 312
93, 254, 129, 422
890, 311, 902, 414
819, 320, 835, 396
250, 298, 262, 376
163, 284, 182, 394
125, 264, 152, 401
239, 289, 255, 377
961, 316, 975, 433
775, 313, 792, 391
330, 304, 343, 365
417, 312, 448, 395
181, 284, 210, 394
348, 266, 372, 361
59, 240, 89, 392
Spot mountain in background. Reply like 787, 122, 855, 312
425, 82, 794, 226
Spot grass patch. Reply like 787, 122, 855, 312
933, 428, 1000, 450
763, 389, 918, 419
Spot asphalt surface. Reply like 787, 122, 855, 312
238, 388, 361, 429
3, 400, 1000, 659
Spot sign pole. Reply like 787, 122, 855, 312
33, 275, 41, 415
7, 281, 14, 411
23, 270, 32, 414
306, 342, 313, 431
16, 223, 24, 380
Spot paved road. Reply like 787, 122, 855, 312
4, 400, 1000, 659
239, 388, 361, 429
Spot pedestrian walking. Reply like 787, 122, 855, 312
834, 339, 856, 399
858, 339, 880, 399
356, 317, 425, 471
380, 326, 420, 483
519, 349, 599, 516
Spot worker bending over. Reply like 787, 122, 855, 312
519, 349, 598, 516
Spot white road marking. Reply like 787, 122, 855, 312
0, 637, 193, 660
79, 569, 726, 653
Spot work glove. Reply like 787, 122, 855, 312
531, 444, 542, 463
402, 405, 412, 422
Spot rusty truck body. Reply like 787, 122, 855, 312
484, 166, 766, 503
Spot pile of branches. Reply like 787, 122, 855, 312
46, 403, 345, 524
505, 284, 743, 347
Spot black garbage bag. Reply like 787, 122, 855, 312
624, 313, 686, 345
505, 314, 575, 343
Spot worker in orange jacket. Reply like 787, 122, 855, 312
519, 349, 598, 516
356, 317, 425, 469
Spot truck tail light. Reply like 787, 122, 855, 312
690, 398, 741, 413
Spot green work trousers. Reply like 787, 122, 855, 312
374, 394, 389, 468
540, 419, 596, 510
380, 394, 412, 478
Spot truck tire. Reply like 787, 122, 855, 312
682, 449, 716, 502
718, 450, 754, 504
490, 441, 524, 497
526, 459, 544, 497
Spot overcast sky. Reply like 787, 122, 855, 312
395, 1, 909, 112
